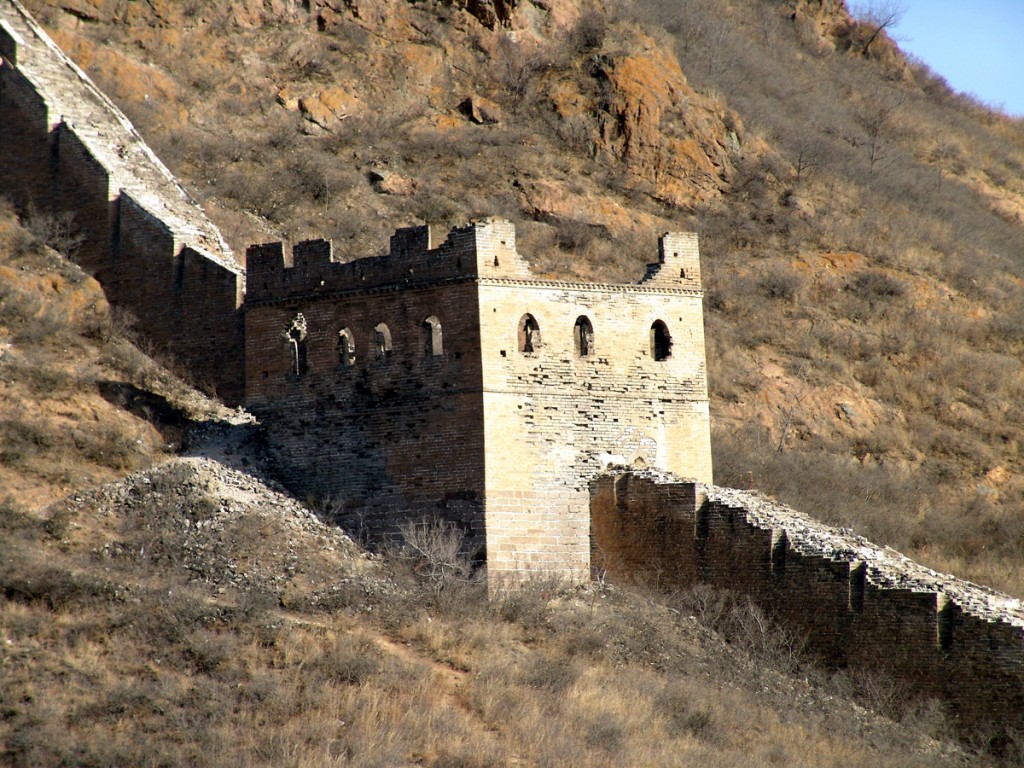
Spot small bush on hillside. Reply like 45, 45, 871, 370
850, 270, 906, 299
758, 267, 803, 302
396, 517, 481, 608
20, 204, 84, 259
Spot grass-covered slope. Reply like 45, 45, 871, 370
1, 457, 976, 767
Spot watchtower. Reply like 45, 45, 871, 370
244, 218, 711, 582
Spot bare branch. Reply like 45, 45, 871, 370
850, 0, 907, 56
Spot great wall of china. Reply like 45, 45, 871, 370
0, 0, 245, 403
2, 0, 1023, 739
592, 472, 1024, 735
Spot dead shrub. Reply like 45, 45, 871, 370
758, 267, 803, 302
21, 205, 84, 258
655, 683, 720, 743
849, 270, 906, 299
516, 652, 580, 694
315, 633, 383, 685
397, 516, 478, 599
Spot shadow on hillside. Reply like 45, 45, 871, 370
98, 379, 274, 479
97, 380, 196, 441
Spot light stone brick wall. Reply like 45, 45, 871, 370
477, 275, 711, 581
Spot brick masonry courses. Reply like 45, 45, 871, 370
244, 219, 713, 581
591, 471, 1024, 737
0, 0, 245, 402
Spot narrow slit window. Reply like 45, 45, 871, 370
574, 315, 594, 357
651, 320, 672, 361
423, 316, 443, 357
518, 313, 540, 353
283, 313, 308, 377
338, 327, 355, 366
374, 323, 393, 358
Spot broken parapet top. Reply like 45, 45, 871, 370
699, 483, 1024, 629
246, 218, 706, 304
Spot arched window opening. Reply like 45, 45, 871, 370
337, 327, 355, 366
283, 313, 308, 377
518, 313, 540, 354
422, 316, 443, 357
651, 320, 672, 361
574, 315, 594, 357
374, 322, 393, 359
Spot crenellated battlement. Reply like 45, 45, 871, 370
245, 219, 540, 303
246, 218, 698, 305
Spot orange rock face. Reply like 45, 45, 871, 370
546, 26, 748, 210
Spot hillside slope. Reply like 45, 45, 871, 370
1, 455, 976, 766
20, 0, 1024, 596
0, 87, 1009, 764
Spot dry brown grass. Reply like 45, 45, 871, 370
0, 492, 986, 767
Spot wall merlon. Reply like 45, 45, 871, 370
390, 224, 436, 256
466, 217, 533, 278
643, 231, 702, 291
247, 242, 289, 275
293, 237, 335, 272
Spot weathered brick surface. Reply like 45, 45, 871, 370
245, 220, 713, 578
0, 0, 245, 402
591, 472, 1024, 735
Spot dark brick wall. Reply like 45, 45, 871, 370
246, 238, 488, 547
0, 12, 245, 403
591, 472, 1024, 737
0, 65, 53, 212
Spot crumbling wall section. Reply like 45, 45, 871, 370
591, 472, 1024, 735
0, 0, 244, 402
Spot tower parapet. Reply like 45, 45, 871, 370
642, 231, 702, 291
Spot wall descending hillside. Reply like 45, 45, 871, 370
0, 0, 244, 403
592, 472, 1024, 738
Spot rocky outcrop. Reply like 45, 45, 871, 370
547, 25, 751, 210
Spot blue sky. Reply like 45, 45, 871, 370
884, 0, 1024, 117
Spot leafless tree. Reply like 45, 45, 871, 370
850, 0, 907, 57
855, 91, 905, 169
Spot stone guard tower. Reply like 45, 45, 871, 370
244, 219, 711, 582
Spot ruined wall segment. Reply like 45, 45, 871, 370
245, 220, 713, 577
591, 472, 1024, 736
0, 0, 245, 402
